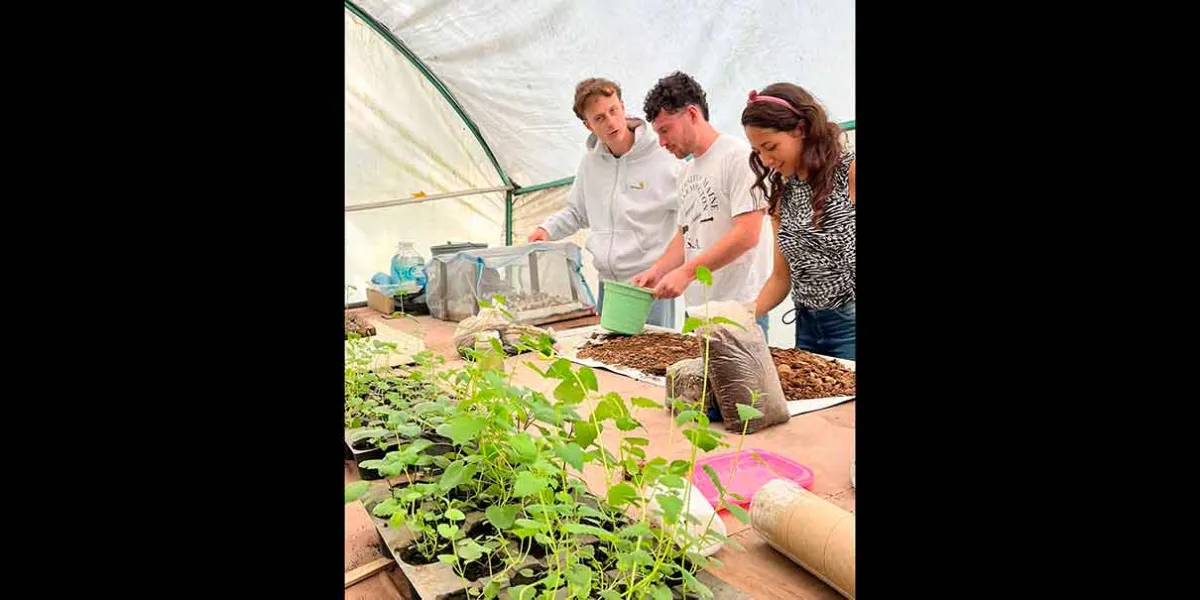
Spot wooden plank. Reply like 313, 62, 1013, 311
345, 570, 409, 600
522, 306, 597, 326
706, 529, 845, 600
345, 557, 396, 588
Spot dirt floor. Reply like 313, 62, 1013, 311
575, 332, 856, 399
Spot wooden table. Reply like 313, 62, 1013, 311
345, 310, 855, 600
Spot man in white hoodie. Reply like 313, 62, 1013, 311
528, 78, 682, 327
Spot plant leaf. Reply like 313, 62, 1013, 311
736, 404, 764, 421
684, 428, 720, 452
592, 393, 626, 422
573, 421, 598, 448
437, 523, 459, 539
675, 410, 699, 426
618, 550, 654, 569
508, 585, 534, 600
701, 530, 745, 552
344, 481, 371, 504
630, 396, 662, 409
577, 366, 598, 392
439, 461, 468, 492
652, 585, 673, 600
524, 361, 547, 378
547, 358, 573, 380
561, 523, 616, 542
513, 518, 544, 531
456, 541, 483, 561
615, 416, 640, 431
513, 472, 548, 498
682, 316, 704, 334
565, 564, 593, 599
509, 433, 539, 464
695, 265, 712, 286
404, 438, 435, 456
702, 464, 727, 496
606, 482, 639, 507
371, 498, 400, 517
623, 436, 649, 446
555, 443, 585, 471
683, 569, 714, 599
723, 500, 751, 525
619, 522, 652, 539
554, 379, 585, 405
438, 554, 458, 564
658, 474, 685, 489
485, 504, 518, 529
576, 505, 605, 520
711, 316, 747, 330
438, 415, 486, 446
656, 493, 684, 524
446, 508, 466, 521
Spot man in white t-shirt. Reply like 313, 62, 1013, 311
631, 71, 773, 337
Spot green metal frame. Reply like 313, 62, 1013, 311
505, 190, 514, 246
512, 176, 575, 196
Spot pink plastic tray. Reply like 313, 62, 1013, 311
692, 449, 814, 510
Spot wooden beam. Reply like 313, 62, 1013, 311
345, 557, 396, 588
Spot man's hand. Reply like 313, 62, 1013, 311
652, 267, 694, 299
527, 227, 550, 243
630, 266, 663, 288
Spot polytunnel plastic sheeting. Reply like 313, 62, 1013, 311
345, 6, 502, 208
353, 0, 855, 188
345, 192, 506, 304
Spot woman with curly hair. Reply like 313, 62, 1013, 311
742, 83, 856, 360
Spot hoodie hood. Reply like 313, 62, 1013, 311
585, 118, 660, 161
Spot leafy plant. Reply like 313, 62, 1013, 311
344, 286, 766, 600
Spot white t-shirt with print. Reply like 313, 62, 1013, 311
676, 134, 773, 308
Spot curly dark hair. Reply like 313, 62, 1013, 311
643, 71, 710, 122
741, 83, 843, 228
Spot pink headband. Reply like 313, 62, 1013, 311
747, 90, 802, 116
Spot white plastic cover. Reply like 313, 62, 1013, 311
345, 7, 507, 301
345, 1, 855, 325
353, 0, 855, 188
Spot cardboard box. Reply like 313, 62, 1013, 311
365, 286, 395, 314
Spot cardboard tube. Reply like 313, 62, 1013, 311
750, 478, 855, 599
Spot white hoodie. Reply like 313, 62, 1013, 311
538, 119, 682, 283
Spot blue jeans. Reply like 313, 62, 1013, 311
790, 301, 855, 361
596, 285, 675, 328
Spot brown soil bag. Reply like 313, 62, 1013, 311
706, 324, 790, 433
664, 358, 715, 414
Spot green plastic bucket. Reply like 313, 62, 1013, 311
599, 280, 655, 334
